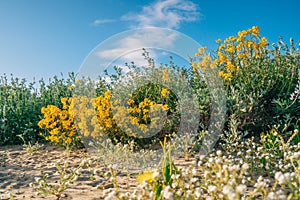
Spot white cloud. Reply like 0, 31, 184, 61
91, 19, 116, 26
95, 28, 179, 66
90, 0, 201, 71
121, 0, 200, 29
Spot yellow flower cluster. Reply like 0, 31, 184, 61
73, 91, 119, 140
215, 26, 268, 80
38, 98, 81, 148
137, 170, 155, 184
192, 47, 216, 71
162, 68, 170, 82
193, 26, 269, 81
161, 88, 170, 97
114, 97, 169, 138
39, 89, 170, 145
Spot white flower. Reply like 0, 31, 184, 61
140, 181, 149, 189
191, 177, 198, 183
199, 155, 206, 161
257, 176, 264, 182
283, 172, 292, 182
291, 151, 300, 159
228, 179, 236, 185
171, 182, 177, 188
198, 160, 203, 166
222, 164, 228, 170
276, 189, 287, 200
176, 188, 183, 196
171, 174, 180, 180
152, 169, 160, 179
266, 192, 276, 200
185, 183, 190, 189
257, 147, 263, 151
162, 186, 173, 199
195, 187, 201, 198
242, 163, 249, 170
229, 165, 240, 171
275, 172, 286, 184
192, 167, 197, 175
34, 177, 41, 182
149, 191, 154, 198
222, 185, 232, 195
236, 184, 247, 193
208, 185, 217, 193
216, 158, 223, 164
227, 193, 237, 200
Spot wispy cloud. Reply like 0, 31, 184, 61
91, 19, 116, 26
121, 0, 200, 29
91, 0, 201, 71
95, 28, 179, 66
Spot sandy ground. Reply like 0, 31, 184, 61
0, 144, 194, 200
0, 145, 132, 200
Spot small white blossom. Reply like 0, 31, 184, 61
266, 192, 276, 200
192, 167, 197, 175
195, 187, 201, 198
222, 185, 232, 195
236, 184, 247, 193
242, 163, 249, 170
152, 169, 160, 179
162, 186, 174, 199
275, 172, 286, 184
208, 185, 217, 193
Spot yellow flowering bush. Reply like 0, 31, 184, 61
193, 26, 269, 81
215, 26, 268, 80
38, 97, 82, 149
73, 90, 122, 142
193, 26, 300, 136
40, 85, 171, 147
113, 97, 169, 139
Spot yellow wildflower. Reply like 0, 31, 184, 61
196, 47, 207, 56
162, 104, 169, 111
162, 68, 170, 81
127, 98, 134, 105
251, 26, 260, 37
161, 88, 170, 97
238, 30, 248, 37
137, 170, 155, 184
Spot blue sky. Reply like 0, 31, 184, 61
0, 0, 300, 82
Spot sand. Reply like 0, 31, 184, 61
0, 145, 118, 200
0, 144, 194, 200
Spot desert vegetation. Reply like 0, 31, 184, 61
1, 26, 300, 199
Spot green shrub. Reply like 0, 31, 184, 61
0, 73, 75, 145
